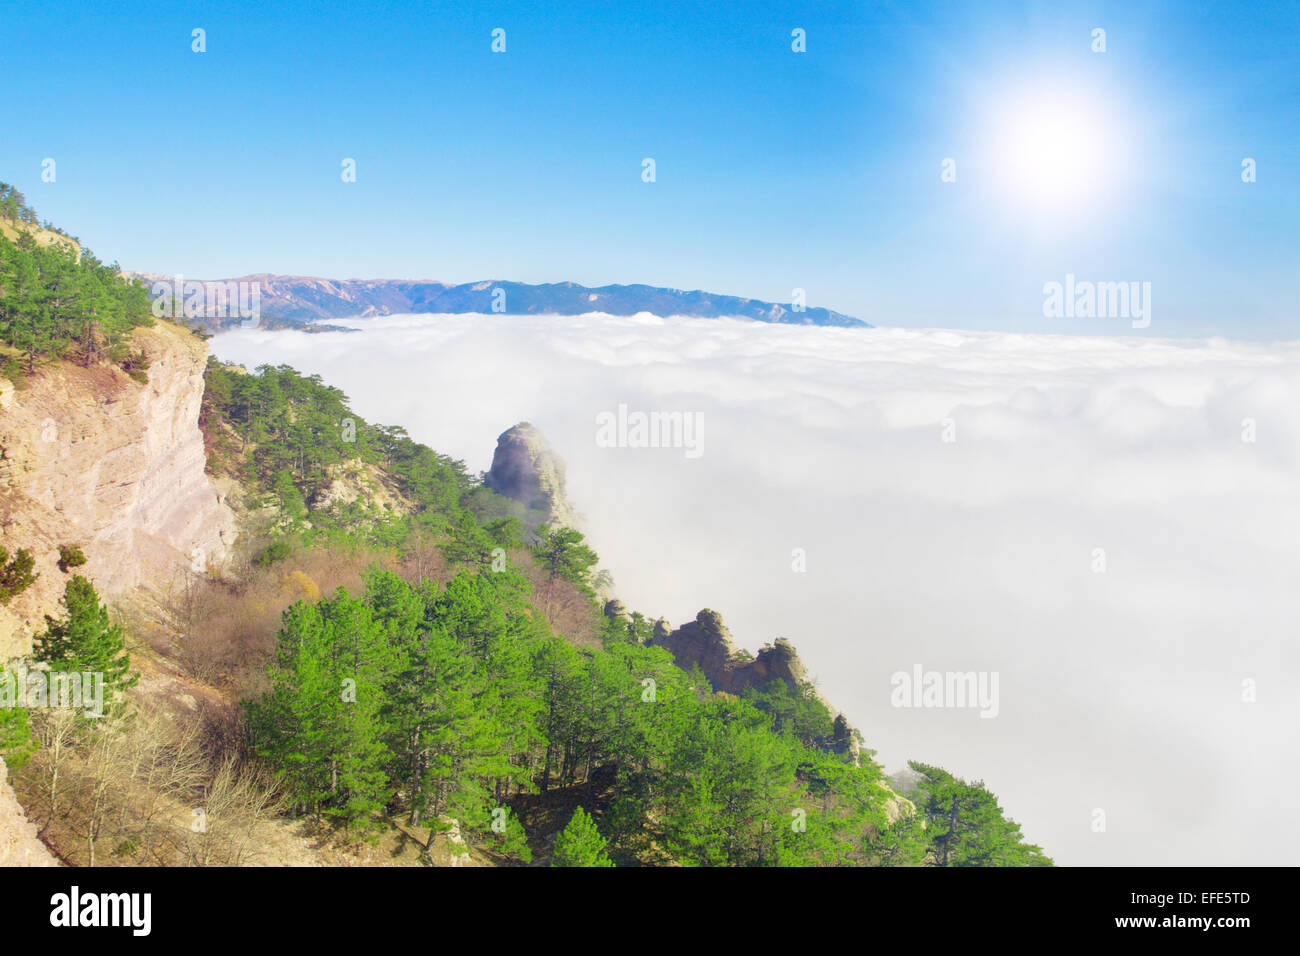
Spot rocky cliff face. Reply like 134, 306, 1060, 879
0, 756, 57, 866
651, 609, 860, 760
0, 321, 236, 660
483, 422, 578, 529
652, 609, 810, 696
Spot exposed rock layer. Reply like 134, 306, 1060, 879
0, 756, 57, 866
483, 422, 577, 529
652, 609, 809, 696
0, 321, 236, 660
651, 609, 859, 759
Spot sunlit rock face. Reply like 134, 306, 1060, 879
483, 422, 578, 530
651, 609, 739, 686
0, 756, 57, 866
0, 321, 236, 660
653, 609, 808, 696
650, 610, 859, 759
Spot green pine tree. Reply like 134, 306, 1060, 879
531, 525, 598, 590
33, 576, 138, 712
0, 546, 38, 604
908, 761, 1053, 866
551, 807, 614, 867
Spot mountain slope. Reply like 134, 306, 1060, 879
126, 274, 869, 329
0, 220, 79, 261
2, 191, 1052, 868
0, 321, 236, 660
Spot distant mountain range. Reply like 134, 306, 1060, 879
123, 274, 868, 330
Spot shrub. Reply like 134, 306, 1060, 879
57, 543, 87, 573
252, 540, 292, 568
118, 348, 150, 384
0, 547, 37, 604
551, 808, 614, 867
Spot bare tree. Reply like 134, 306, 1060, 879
178, 757, 285, 866
28, 709, 79, 840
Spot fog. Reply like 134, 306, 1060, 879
213, 314, 1300, 865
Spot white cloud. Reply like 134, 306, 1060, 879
215, 314, 1300, 865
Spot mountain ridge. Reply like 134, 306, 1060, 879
2, 189, 1053, 868
123, 273, 869, 330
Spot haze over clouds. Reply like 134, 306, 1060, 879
214, 315, 1300, 866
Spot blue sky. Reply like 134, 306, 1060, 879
1, 0, 1296, 338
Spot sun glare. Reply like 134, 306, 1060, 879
992, 90, 1121, 213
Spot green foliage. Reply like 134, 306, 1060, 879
489, 806, 533, 863
599, 606, 655, 648
57, 543, 87, 573
0, 546, 37, 604
252, 540, 292, 568
0, 193, 153, 374
270, 469, 309, 522
201, 362, 474, 511
199, 360, 1050, 867
32, 576, 138, 713
531, 524, 599, 599
245, 586, 398, 833
743, 678, 836, 749
243, 565, 975, 866
0, 668, 37, 770
200, 361, 503, 562
871, 808, 930, 866
906, 761, 1053, 866
484, 516, 523, 550
551, 807, 613, 867
441, 509, 498, 566
117, 347, 150, 383
0, 183, 38, 225
200, 362, 365, 499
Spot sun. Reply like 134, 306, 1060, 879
991, 89, 1121, 212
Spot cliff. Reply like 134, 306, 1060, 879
0, 321, 236, 660
484, 422, 578, 530
652, 609, 809, 696
651, 609, 861, 759
0, 755, 57, 866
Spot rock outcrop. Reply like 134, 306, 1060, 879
483, 422, 577, 529
652, 609, 741, 688
650, 609, 860, 761
651, 609, 810, 696
0, 756, 57, 866
310, 459, 411, 517
0, 321, 236, 660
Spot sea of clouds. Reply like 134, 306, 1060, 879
213, 314, 1300, 866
